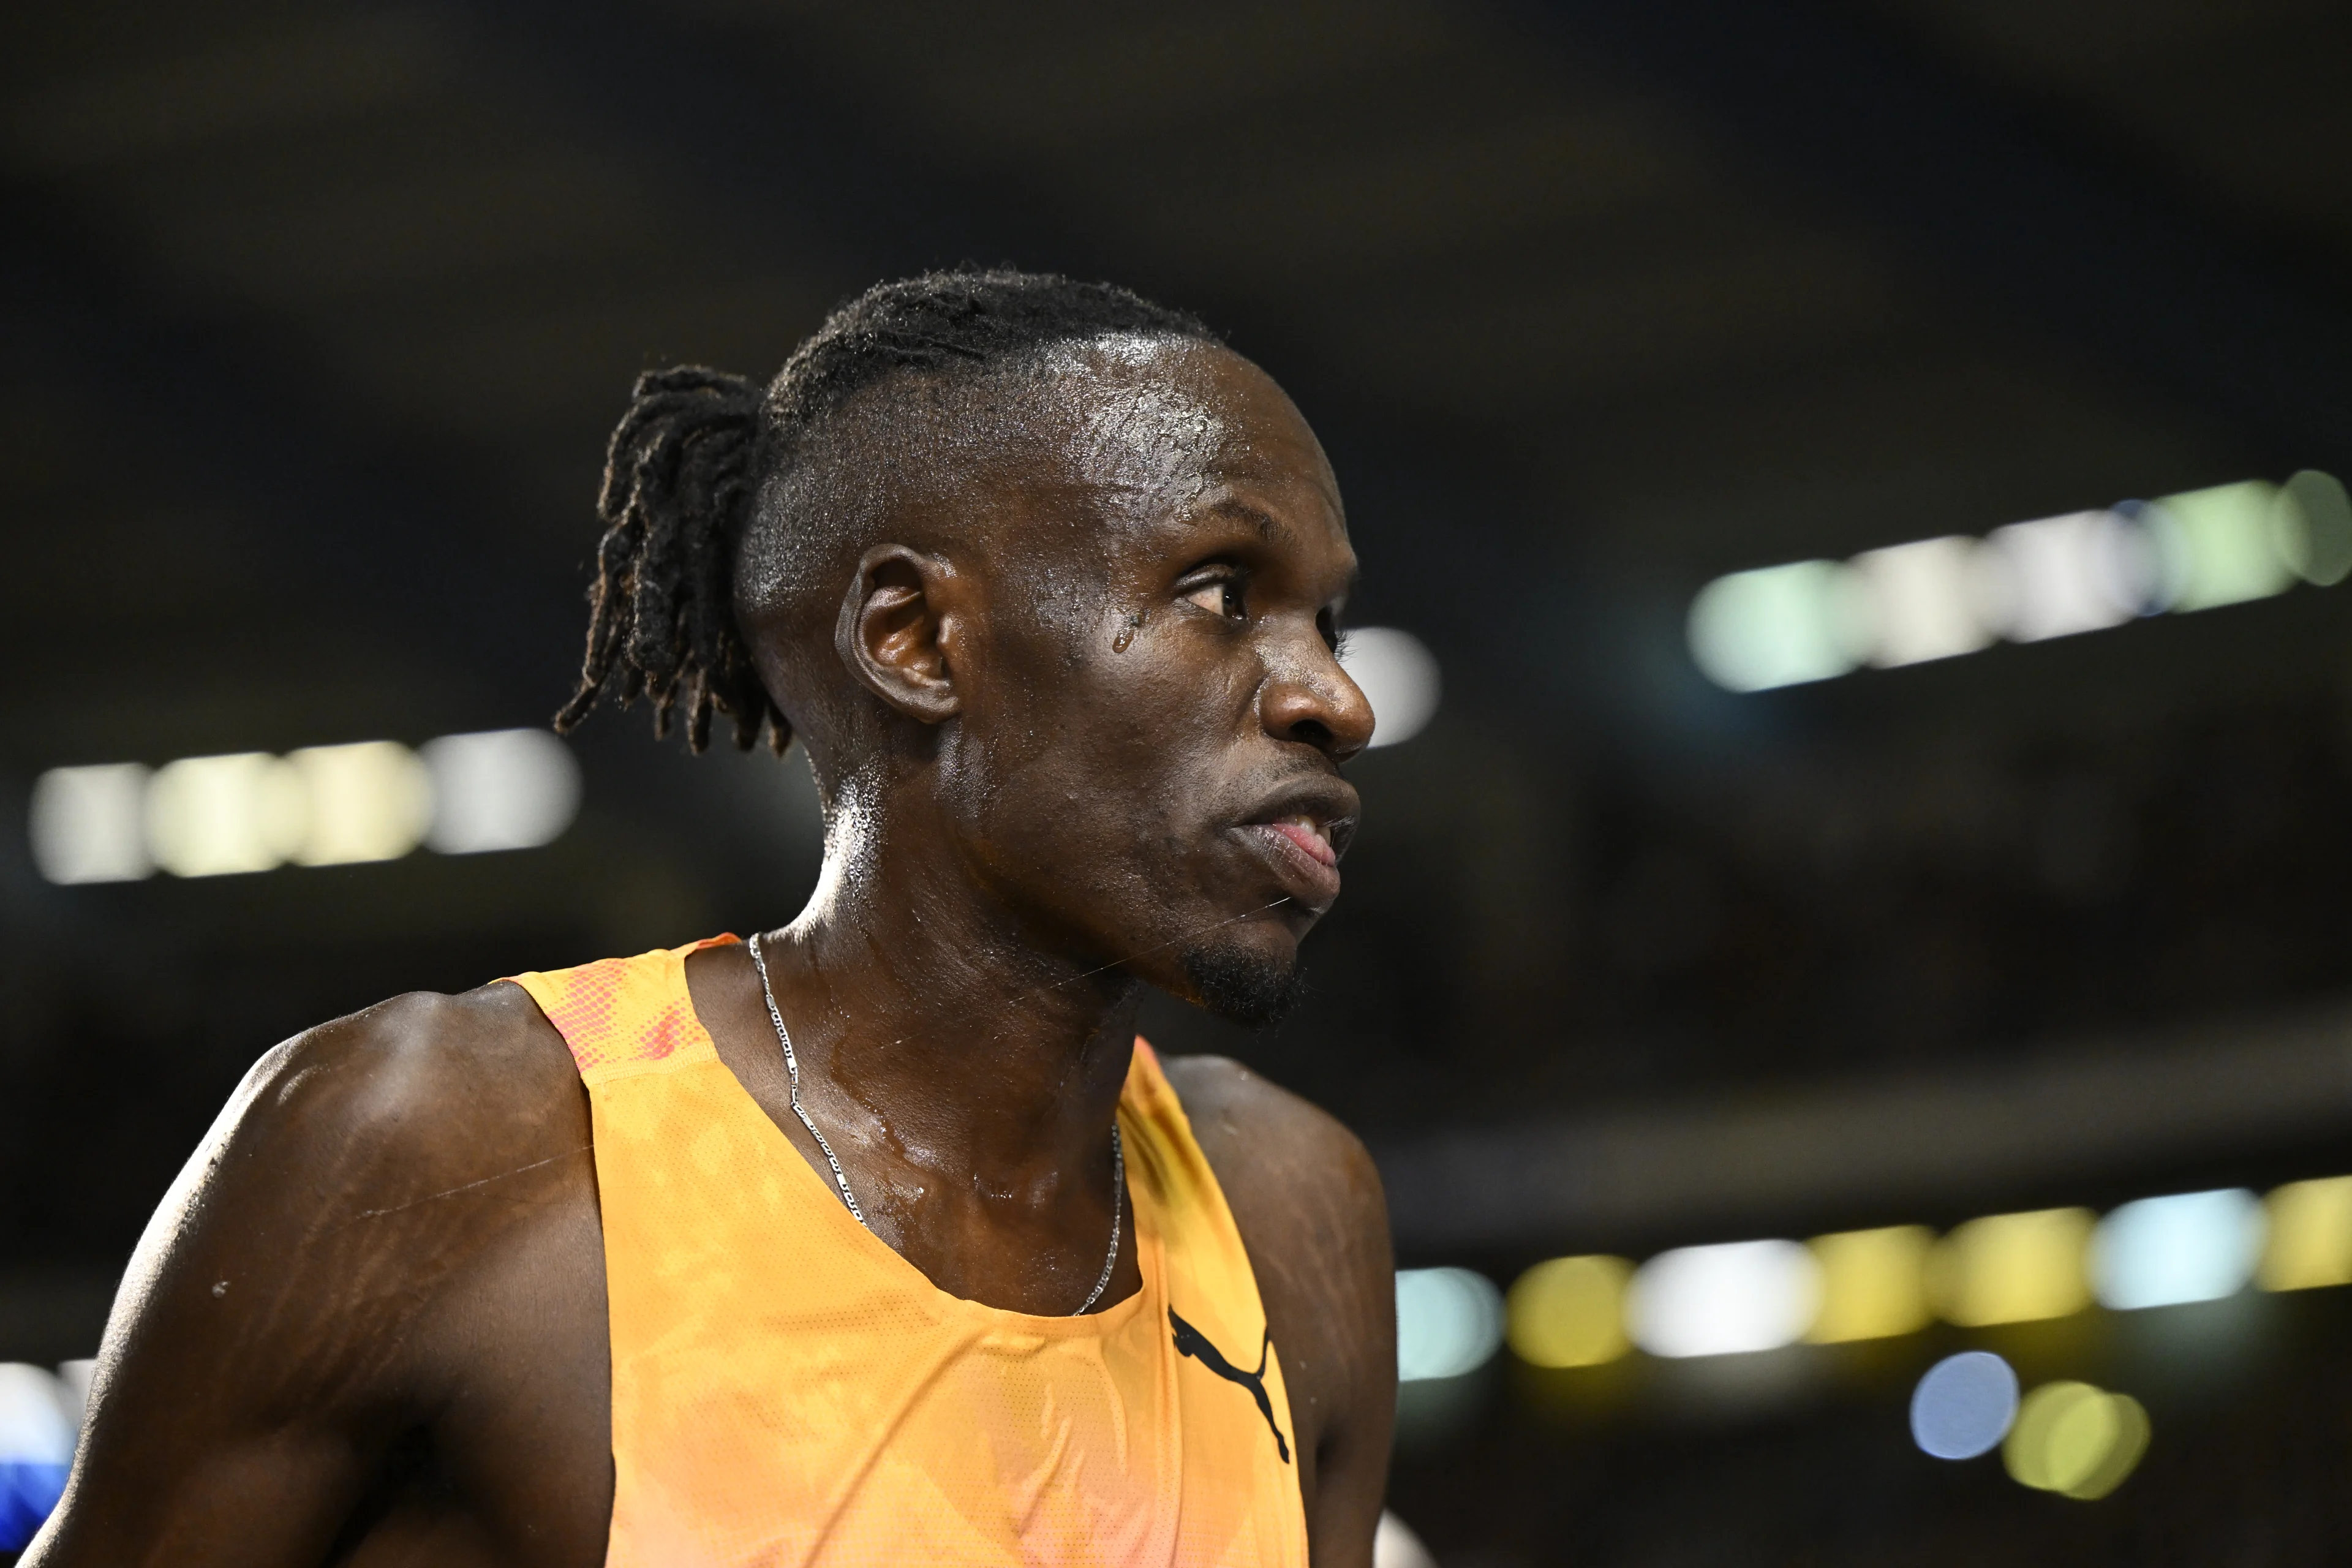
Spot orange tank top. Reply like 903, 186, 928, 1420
510, 938, 1310, 1568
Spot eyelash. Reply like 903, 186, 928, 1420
1182, 569, 1346, 646
1185, 567, 1250, 622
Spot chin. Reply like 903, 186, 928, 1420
1177, 939, 1308, 1028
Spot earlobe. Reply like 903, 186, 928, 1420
835, 545, 963, 724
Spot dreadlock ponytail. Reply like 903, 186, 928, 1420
556, 366, 788, 754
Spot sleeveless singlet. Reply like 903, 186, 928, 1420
509, 938, 1311, 1568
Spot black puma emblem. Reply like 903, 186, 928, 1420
1169, 1307, 1291, 1463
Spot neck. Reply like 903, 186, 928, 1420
764, 796, 1142, 1188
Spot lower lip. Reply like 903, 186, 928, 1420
1237, 823, 1343, 910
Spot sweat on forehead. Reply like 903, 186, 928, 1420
735, 337, 1261, 616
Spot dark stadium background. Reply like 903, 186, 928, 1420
10, 1, 2352, 1561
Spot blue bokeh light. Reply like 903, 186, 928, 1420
1910, 1351, 2020, 1460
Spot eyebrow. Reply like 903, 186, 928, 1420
1198, 498, 1283, 541
1192, 500, 1360, 603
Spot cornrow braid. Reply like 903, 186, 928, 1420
558, 366, 781, 753
557, 268, 1220, 753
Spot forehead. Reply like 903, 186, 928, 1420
1025, 337, 1345, 543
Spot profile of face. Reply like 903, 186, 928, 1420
917, 339, 1374, 1023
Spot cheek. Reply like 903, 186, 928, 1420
954, 654, 1242, 888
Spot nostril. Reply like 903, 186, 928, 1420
1291, 718, 1334, 748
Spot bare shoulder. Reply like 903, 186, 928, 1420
167, 980, 587, 1237
102, 978, 593, 1393
38, 981, 607, 1564
1159, 1053, 1386, 1243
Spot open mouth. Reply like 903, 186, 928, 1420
1263, 815, 1338, 868
1234, 800, 1357, 911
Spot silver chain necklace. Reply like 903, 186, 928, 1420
748, 932, 1125, 1316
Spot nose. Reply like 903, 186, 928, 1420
1259, 633, 1375, 763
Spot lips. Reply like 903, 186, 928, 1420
1234, 799, 1355, 913
1266, 815, 1336, 867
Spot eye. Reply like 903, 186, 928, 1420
1180, 569, 1249, 622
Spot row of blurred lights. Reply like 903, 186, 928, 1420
1395, 1172, 2352, 1378
1687, 471, 2352, 692
26, 728, 581, 885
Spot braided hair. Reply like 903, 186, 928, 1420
557, 268, 1219, 755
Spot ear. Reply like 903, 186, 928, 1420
834, 544, 965, 724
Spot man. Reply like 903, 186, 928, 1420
29, 270, 1395, 1566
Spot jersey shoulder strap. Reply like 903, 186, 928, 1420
507, 935, 737, 1084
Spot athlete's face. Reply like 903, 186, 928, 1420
940, 339, 1370, 1020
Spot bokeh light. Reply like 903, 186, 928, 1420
28, 728, 583, 883
1977, 510, 2151, 642
1688, 472, 2341, 691
1372, 1510, 1437, 1568
2278, 469, 2352, 586
1626, 1240, 1821, 1359
0, 1363, 75, 1551
2258, 1175, 2352, 1291
287, 741, 434, 866
1930, 1208, 2094, 1327
1506, 1255, 1633, 1368
420, 729, 583, 854
1337, 626, 1441, 748
26, 763, 151, 884
1850, 537, 1991, 666
2090, 1189, 2264, 1310
1909, 1351, 2019, 1460
1686, 560, 1870, 692
145, 751, 309, 877
2150, 480, 2293, 611
2002, 1381, 2151, 1500
1396, 1267, 1503, 1381
1807, 1224, 1934, 1343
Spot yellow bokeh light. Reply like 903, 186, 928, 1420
1506, 1255, 1632, 1368
145, 752, 308, 877
1929, 1208, 2094, 1327
1806, 1225, 1934, 1343
2258, 1175, 2352, 1292
2003, 1381, 2150, 1500
288, 741, 432, 867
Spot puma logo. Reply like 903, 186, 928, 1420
1169, 1308, 1291, 1463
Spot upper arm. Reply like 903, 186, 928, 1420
1163, 1055, 1394, 1568
25, 983, 589, 1567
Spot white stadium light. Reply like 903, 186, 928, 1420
2090, 1189, 2266, 1311
422, 728, 582, 854
28, 763, 151, 884
1850, 536, 1992, 668
1339, 626, 1441, 748
1626, 1239, 1822, 1359
26, 729, 582, 884
1978, 510, 2151, 643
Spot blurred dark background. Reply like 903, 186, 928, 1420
12, 1, 2352, 1562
